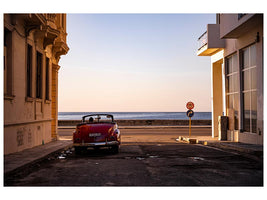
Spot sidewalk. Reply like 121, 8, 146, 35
201, 140, 263, 155
177, 136, 263, 155
4, 140, 72, 175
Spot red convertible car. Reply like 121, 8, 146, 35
73, 114, 121, 153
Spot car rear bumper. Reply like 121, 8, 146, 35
73, 141, 119, 147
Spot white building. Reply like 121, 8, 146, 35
197, 14, 263, 144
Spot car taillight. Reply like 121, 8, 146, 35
73, 127, 80, 140
73, 128, 81, 142
74, 126, 80, 134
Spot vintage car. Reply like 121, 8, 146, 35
73, 114, 121, 153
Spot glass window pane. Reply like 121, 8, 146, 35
232, 54, 238, 72
228, 76, 233, 93
243, 92, 251, 132
251, 91, 257, 133
233, 73, 238, 92
243, 48, 249, 69
227, 57, 232, 74
228, 94, 233, 109
250, 44, 256, 66
226, 94, 233, 117
241, 44, 257, 133
226, 76, 229, 93
243, 70, 250, 91
251, 67, 257, 90
234, 93, 239, 130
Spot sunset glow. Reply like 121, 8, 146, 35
58, 14, 215, 112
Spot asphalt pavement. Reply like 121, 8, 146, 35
4, 126, 263, 182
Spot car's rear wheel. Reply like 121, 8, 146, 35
111, 145, 119, 154
74, 146, 83, 154
93, 146, 100, 151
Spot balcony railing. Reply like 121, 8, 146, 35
46, 14, 57, 23
198, 31, 207, 50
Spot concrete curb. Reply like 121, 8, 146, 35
176, 136, 199, 144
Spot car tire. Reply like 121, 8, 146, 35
93, 146, 100, 151
111, 145, 119, 154
75, 146, 83, 154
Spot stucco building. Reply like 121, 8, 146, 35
197, 14, 263, 144
4, 14, 69, 154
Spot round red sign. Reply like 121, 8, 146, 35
186, 101, 194, 110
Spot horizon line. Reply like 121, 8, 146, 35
58, 111, 212, 113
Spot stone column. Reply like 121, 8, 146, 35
212, 60, 223, 138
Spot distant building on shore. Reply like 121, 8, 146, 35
197, 14, 263, 144
4, 14, 69, 154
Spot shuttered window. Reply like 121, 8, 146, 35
27, 44, 33, 97
45, 57, 50, 100
36, 51, 43, 99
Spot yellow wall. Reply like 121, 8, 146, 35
4, 14, 69, 154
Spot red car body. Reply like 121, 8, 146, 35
73, 114, 121, 153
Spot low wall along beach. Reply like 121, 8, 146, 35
58, 119, 211, 127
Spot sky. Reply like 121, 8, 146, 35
58, 14, 216, 112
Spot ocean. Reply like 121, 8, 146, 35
58, 112, 211, 120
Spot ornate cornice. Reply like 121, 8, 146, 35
24, 14, 45, 36
46, 14, 57, 23
53, 43, 69, 63
42, 25, 60, 48
52, 33, 69, 63
9, 13, 69, 64
23, 14, 60, 49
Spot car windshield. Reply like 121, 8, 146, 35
83, 114, 113, 123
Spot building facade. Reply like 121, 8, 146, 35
4, 14, 69, 154
197, 14, 263, 144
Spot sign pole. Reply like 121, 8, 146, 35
186, 101, 194, 138
189, 117, 191, 137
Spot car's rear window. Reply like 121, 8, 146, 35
84, 115, 114, 123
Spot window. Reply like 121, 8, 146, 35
27, 44, 33, 97
45, 57, 50, 100
4, 28, 12, 96
226, 53, 239, 130
4, 45, 7, 94
242, 44, 257, 133
36, 51, 43, 99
